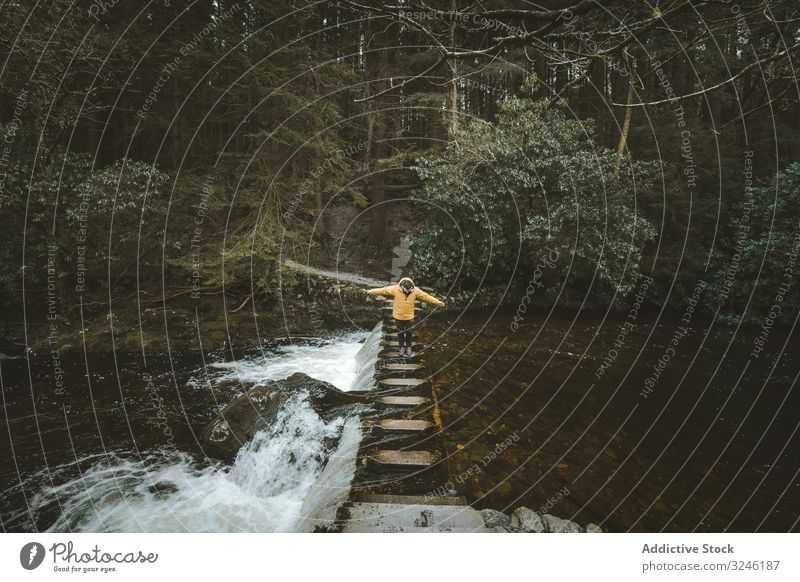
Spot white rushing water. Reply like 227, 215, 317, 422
30, 327, 384, 532
200, 328, 376, 392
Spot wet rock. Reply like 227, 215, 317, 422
201, 385, 288, 462
542, 513, 581, 533
511, 507, 545, 532
201, 372, 367, 462
481, 509, 512, 528
147, 482, 179, 497
414, 509, 434, 527
585, 523, 603, 533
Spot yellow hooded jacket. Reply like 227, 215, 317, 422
367, 277, 443, 320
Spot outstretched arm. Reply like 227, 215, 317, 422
415, 289, 444, 305
367, 285, 395, 297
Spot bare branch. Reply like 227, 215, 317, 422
612, 43, 800, 107
719, 84, 796, 129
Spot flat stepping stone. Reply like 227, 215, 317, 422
340, 502, 486, 532
368, 449, 440, 467
365, 419, 434, 432
378, 377, 426, 387
342, 524, 489, 533
352, 493, 468, 506
377, 396, 429, 406
380, 363, 423, 371
379, 351, 421, 359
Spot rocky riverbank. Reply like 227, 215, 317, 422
480, 507, 602, 533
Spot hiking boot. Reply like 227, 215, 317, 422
406, 349, 416, 358
400, 347, 409, 357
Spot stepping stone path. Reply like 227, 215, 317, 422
380, 363, 424, 371
335, 310, 457, 532
368, 450, 440, 467
377, 396, 429, 406
338, 499, 489, 533
363, 419, 434, 432
378, 377, 426, 387
379, 351, 422, 360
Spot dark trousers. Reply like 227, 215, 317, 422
394, 318, 413, 349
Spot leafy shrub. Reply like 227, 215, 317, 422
408, 97, 657, 299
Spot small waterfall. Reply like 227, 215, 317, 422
24, 329, 381, 532
198, 330, 370, 392
296, 416, 362, 532
350, 321, 383, 392
31, 392, 359, 532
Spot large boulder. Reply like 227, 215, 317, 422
201, 372, 367, 462
481, 509, 512, 528
542, 513, 581, 533
510, 507, 545, 532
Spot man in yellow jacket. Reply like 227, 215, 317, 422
366, 277, 444, 357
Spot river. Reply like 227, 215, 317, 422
0, 332, 373, 532
416, 306, 800, 532
1, 308, 798, 532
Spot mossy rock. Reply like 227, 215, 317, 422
201, 372, 369, 462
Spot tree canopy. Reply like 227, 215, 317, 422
1, 0, 798, 323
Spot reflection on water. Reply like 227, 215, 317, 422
417, 307, 800, 532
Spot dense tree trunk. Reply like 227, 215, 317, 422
314, 170, 326, 243
366, 24, 389, 247
614, 59, 635, 177
446, 0, 459, 139
535, 49, 549, 98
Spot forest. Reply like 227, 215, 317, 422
1, 0, 799, 337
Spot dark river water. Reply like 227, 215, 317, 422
1, 307, 798, 532
417, 307, 800, 532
